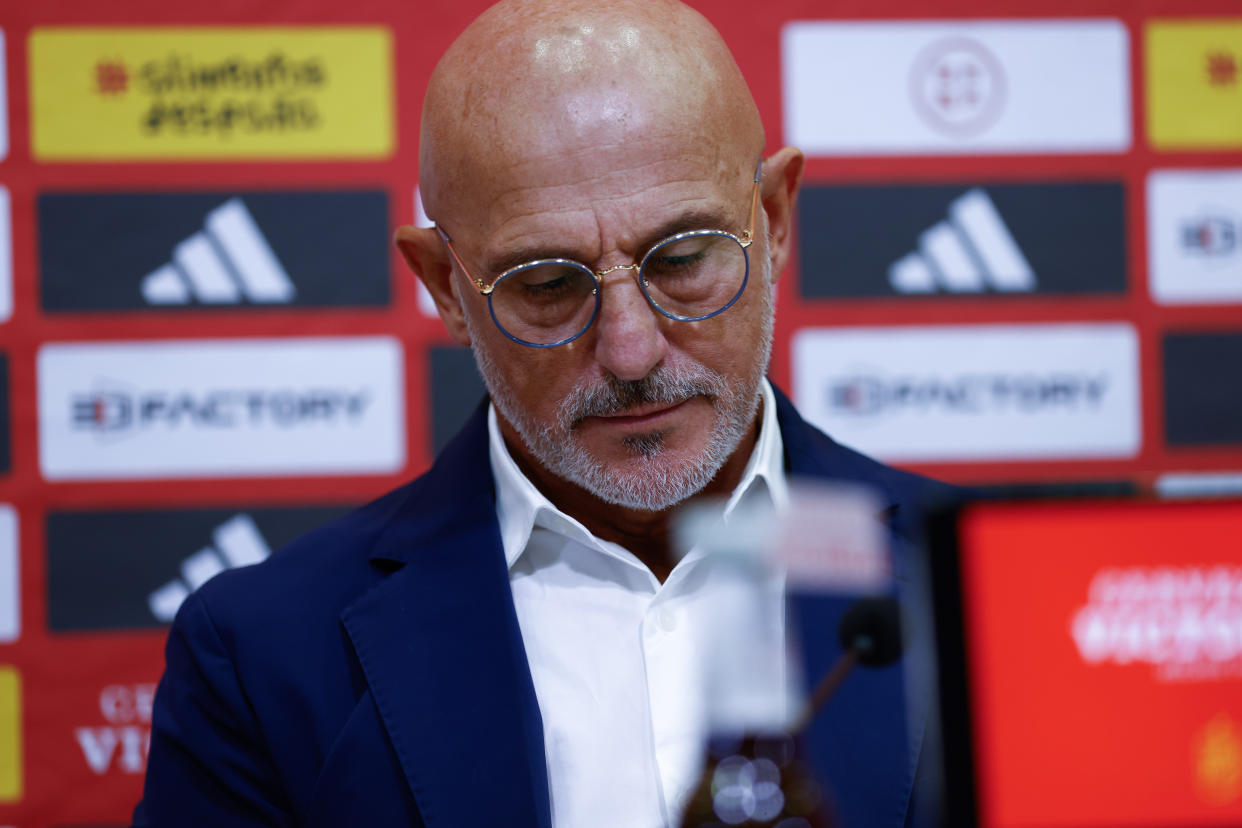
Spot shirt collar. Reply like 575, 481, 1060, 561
489, 379, 788, 570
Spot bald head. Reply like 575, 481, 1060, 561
418, 0, 764, 229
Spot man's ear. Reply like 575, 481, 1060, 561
393, 224, 472, 346
759, 146, 805, 284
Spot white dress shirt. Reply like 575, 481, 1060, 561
489, 379, 788, 828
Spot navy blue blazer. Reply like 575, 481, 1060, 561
133, 388, 954, 828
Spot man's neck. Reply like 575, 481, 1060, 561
498, 417, 760, 583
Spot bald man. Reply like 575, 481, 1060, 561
134, 2, 953, 827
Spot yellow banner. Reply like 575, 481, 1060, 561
30, 27, 393, 160
1147, 20, 1242, 149
0, 667, 20, 802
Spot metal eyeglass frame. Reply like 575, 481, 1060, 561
434, 160, 763, 348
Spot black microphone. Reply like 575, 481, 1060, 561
793, 597, 904, 733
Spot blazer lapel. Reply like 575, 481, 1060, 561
341, 406, 551, 828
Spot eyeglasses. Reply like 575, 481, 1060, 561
435, 160, 763, 348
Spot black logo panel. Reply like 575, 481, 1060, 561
1164, 331, 1242, 447
39, 190, 390, 311
46, 505, 355, 631
797, 182, 1127, 298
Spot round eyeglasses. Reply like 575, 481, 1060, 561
435, 161, 762, 348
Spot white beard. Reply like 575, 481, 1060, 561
465, 272, 774, 513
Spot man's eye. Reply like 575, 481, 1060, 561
647, 242, 710, 275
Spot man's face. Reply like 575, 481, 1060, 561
441, 90, 774, 511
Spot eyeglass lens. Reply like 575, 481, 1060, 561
488, 231, 747, 346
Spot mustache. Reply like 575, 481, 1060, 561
559, 363, 728, 428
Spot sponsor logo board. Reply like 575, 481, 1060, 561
39, 191, 390, 311
0, 186, 9, 322
29, 27, 393, 160
47, 505, 351, 630
793, 323, 1140, 462
783, 20, 1130, 155
962, 500, 1242, 824
799, 182, 1126, 298
430, 345, 485, 454
0, 354, 9, 475
1148, 170, 1242, 305
0, 30, 7, 161
1157, 472, 1242, 499
0, 507, 16, 643
1147, 21, 1242, 149
37, 337, 405, 480
1164, 332, 1242, 446
74, 683, 155, 777
0, 666, 19, 802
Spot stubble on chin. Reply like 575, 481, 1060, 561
462, 274, 774, 512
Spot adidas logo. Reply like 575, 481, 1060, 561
147, 513, 272, 623
888, 189, 1036, 294
141, 198, 297, 305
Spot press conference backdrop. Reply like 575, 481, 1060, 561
0, 0, 1239, 823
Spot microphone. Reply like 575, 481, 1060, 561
792, 597, 904, 733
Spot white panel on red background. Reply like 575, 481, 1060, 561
0, 30, 7, 161
1148, 170, 1242, 305
0, 187, 9, 324
37, 337, 406, 480
792, 323, 1141, 462
1156, 472, 1242, 498
0, 506, 16, 643
782, 19, 1130, 156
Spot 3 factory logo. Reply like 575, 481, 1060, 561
828, 373, 1110, 417
38, 190, 390, 312
46, 505, 352, 631
798, 181, 1126, 299
38, 338, 405, 480
1149, 170, 1242, 305
70, 388, 371, 434
793, 323, 1141, 462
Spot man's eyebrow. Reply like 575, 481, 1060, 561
482, 208, 735, 276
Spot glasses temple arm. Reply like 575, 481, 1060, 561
435, 224, 494, 295
743, 159, 762, 247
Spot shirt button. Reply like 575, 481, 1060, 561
658, 608, 678, 632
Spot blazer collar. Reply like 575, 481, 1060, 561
342, 402, 551, 828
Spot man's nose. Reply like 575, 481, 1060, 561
591, 271, 668, 381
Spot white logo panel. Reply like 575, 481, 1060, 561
0, 31, 8, 161
0, 505, 17, 643
38, 337, 405, 480
0, 187, 10, 322
783, 20, 1130, 156
793, 324, 1141, 462
1148, 170, 1242, 305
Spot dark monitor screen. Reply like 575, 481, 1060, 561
926, 496, 1242, 828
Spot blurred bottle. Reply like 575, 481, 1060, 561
675, 504, 836, 828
